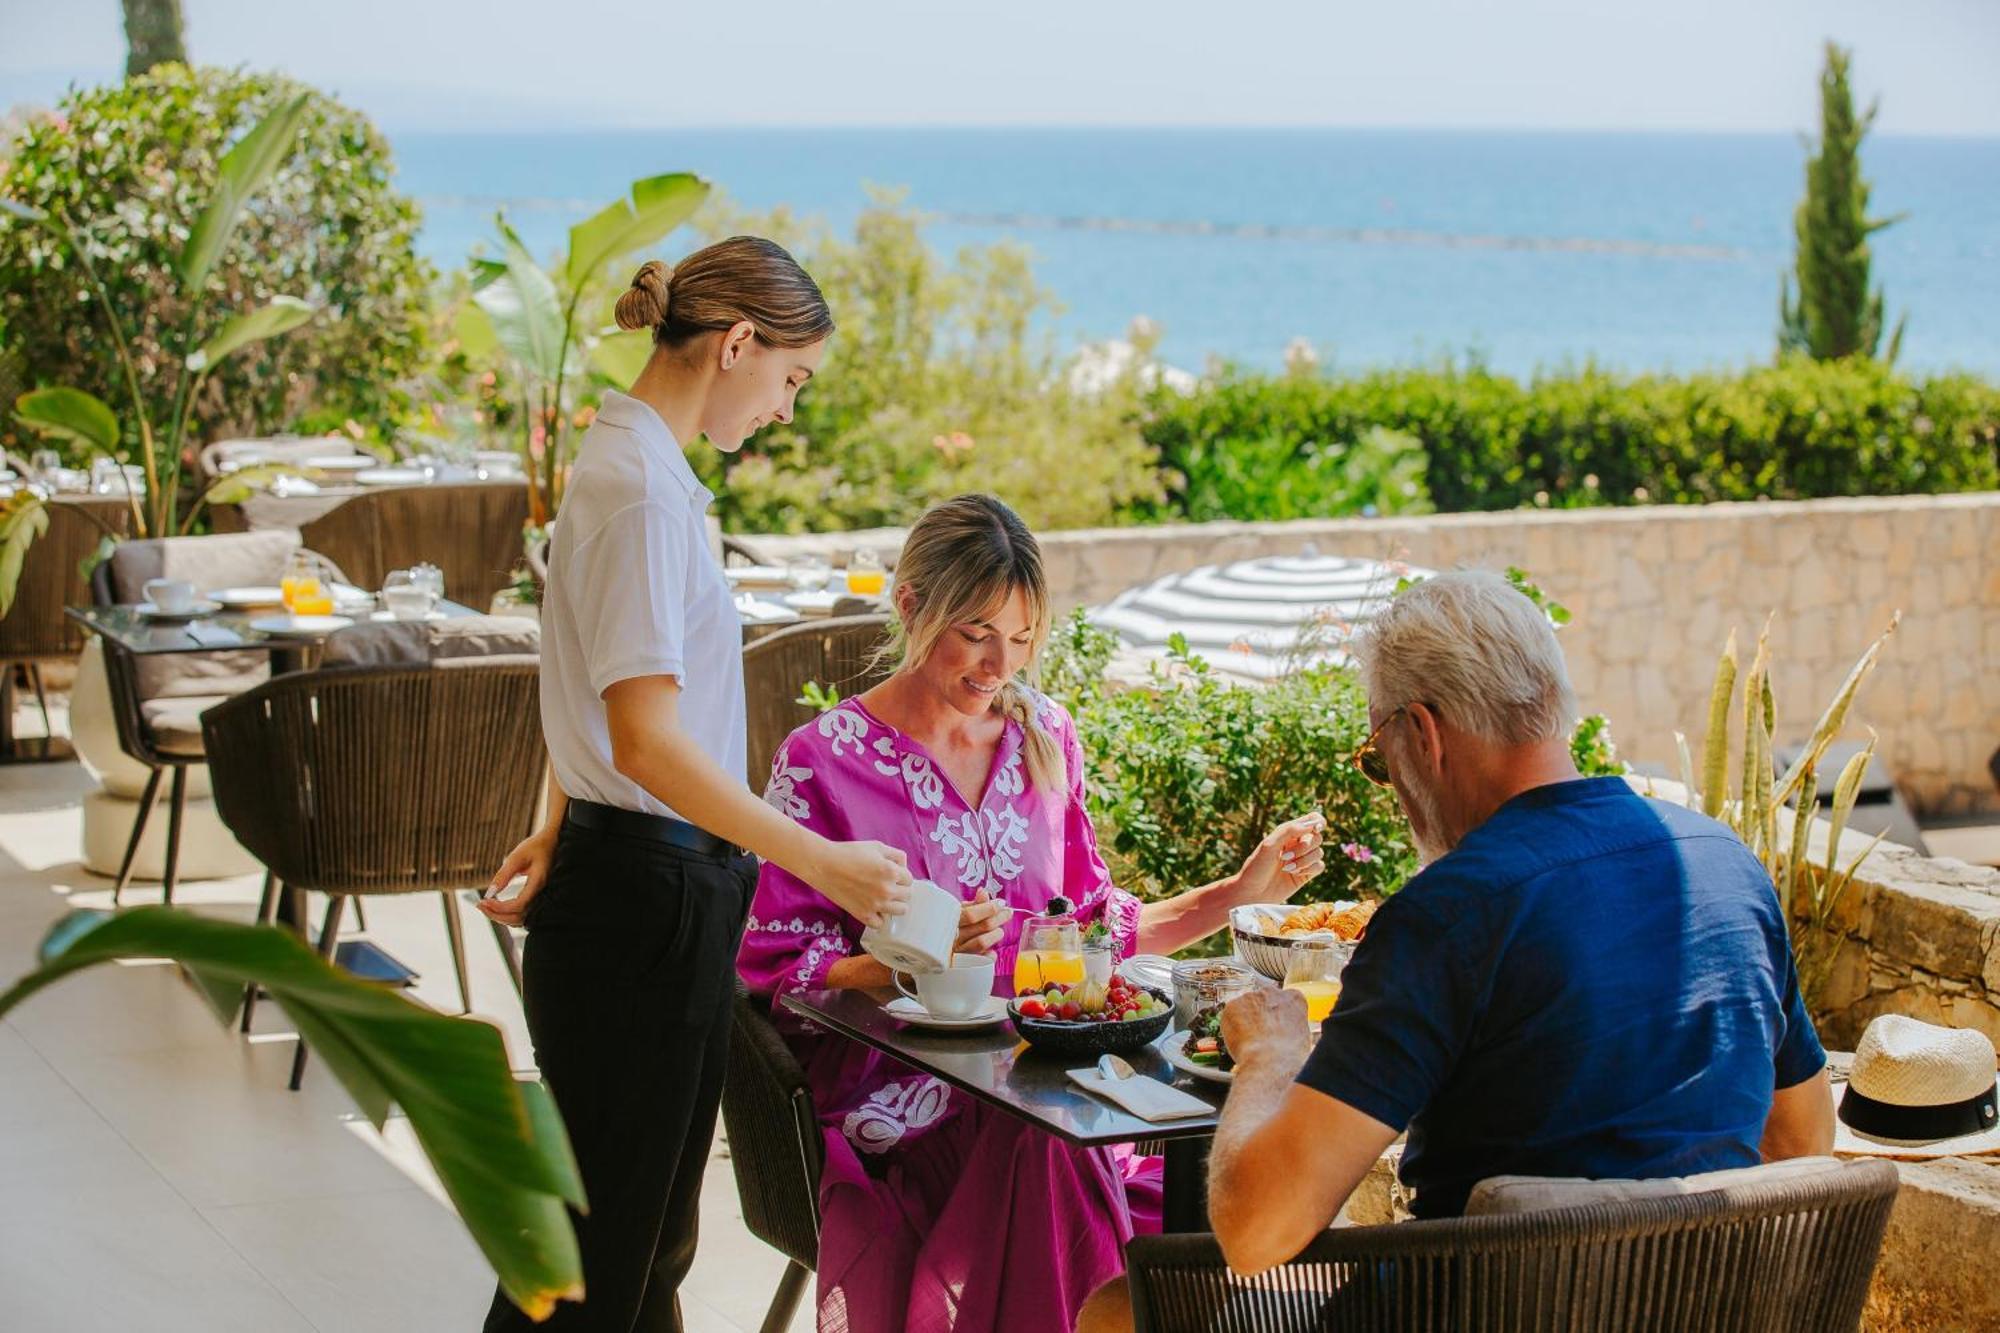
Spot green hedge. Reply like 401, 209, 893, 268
1139, 358, 2000, 516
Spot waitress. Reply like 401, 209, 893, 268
479, 237, 913, 1332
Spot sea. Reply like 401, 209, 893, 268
387, 128, 2000, 379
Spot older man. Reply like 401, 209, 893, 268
1081, 571, 1833, 1329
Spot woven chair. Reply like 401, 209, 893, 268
741, 614, 893, 785
0, 497, 128, 750
199, 657, 543, 1090
299, 482, 530, 611
1124, 1158, 1900, 1333
720, 982, 824, 1333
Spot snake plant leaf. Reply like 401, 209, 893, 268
1674, 730, 1698, 809
1700, 629, 1738, 820
474, 218, 565, 381
180, 93, 311, 292
187, 296, 315, 373
0, 496, 49, 619
564, 173, 710, 291
0, 909, 586, 1320
1774, 613, 1900, 806
14, 386, 120, 453
1784, 765, 1818, 921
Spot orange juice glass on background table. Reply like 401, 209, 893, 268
845, 548, 887, 596
280, 551, 322, 613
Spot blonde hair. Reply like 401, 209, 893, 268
1352, 569, 1578, 746
614, 235, 833, 349
886, 495, 1063, 793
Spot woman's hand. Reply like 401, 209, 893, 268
1232, 812, 1328, 904
955, 890, 1008, 956
810, 839, 914, 930
475, 826, 558, 928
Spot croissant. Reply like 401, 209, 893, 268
1279, 898, 1379, 941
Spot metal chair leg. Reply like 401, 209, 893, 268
161, 766, 188, 906
760, 1260, 812, 1333
241, 871, 279, 1033
441, 890, 472, 1014
351, 897, 368, 932
289, 894, 346, 1091
28, 664, 49, 738
113, 767, 164, 905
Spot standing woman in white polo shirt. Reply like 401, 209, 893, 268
479, 237, 913, 1333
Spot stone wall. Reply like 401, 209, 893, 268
754, 493, 2000, 817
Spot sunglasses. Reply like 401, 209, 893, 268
1353, 704, 1414, 788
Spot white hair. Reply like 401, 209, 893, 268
1353, 570, 1577, 746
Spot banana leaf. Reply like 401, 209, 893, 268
14, 386, 121, 453
588, 328, 655, 386
0, 496, 49, 618
180, 94, 311, 292
0, 909, 585, 1321
564, 173, 710, 291
187, 296, 315, 373
475, 218, 565, 382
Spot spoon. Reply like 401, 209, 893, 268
1098, 1052, 1137, 1082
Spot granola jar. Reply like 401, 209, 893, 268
1171, 957, 1260, 1032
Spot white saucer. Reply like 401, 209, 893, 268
305, 455, 374, 472
354, 468, 428, 487
248, 614, 354, 638
1161, 1028, 1235, 1084
882, 995, 1009, 1031
136, 600, 221, 621
211, 586, 286, 610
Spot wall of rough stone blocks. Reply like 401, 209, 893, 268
755, 493, 2000, 817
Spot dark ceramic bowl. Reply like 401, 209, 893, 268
1007, 986, 1174, 1058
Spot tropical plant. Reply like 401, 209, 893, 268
4, 91, 317, 540
1674, 613, 1901, 1007
0, 907, 584, 1321
453, 173, 710, 524
1780, 42, 1905, 362
0, 66, 430, 473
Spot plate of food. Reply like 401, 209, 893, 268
1008, 977, 1173, 1058
1230, 899, 1377, 981
1162, 1016, 1235, 1084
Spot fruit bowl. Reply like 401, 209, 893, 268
1008, 984, 1174, 1058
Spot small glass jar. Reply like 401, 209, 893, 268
1171, 957, 1259, 1032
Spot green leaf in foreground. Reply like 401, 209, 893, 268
0, 909, 585, 1321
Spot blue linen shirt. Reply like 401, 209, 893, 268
1297, 777, 1825, 1219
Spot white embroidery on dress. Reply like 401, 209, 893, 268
790, 934, 849, 990
992, 750, 1025, 798
929, 812, 989, 888
842, 1076, 954, 1155
816, 706, 868, 757
744, 915, 840, 937
764, 745, 814, 822
872, 735, 900, 777
982, 804, 1029, 881
899, 753, 945, 811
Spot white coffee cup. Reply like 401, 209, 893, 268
143, 578, 196, 613
894, 953, 996, 1020
858, 877, 961, 975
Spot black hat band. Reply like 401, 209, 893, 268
1839, 1079, 1998, 1142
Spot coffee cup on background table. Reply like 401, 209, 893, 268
143, 578, 196, 614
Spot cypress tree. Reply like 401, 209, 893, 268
122, 0, 188, 78
1779, 42, 1905, 362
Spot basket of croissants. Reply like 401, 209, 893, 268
1229, 898, 1380, 982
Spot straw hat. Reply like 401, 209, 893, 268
1832, 1014, 2000, 1159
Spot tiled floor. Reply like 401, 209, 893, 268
0, 756, 812, 1333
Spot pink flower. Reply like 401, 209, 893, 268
1341, 842, 1375, 864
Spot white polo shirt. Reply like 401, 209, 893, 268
540, 390, 745, 819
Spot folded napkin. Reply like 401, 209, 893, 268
1068, 1068, 1216, 1122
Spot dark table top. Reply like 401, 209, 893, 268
781, 987, 1226, 1148
66, 600, 481, 656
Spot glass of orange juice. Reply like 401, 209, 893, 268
280, 551, 319, 612
845, 548, 886, 597
1283, 936, 1346, 1026
1012, 899, 1082, 995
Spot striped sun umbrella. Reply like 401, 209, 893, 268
1086, 551, 1433, 682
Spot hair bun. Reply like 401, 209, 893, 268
614, 260, 673, 331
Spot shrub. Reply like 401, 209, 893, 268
1140, 358, 2000, 516
0, 65, 431, 459
688, 194, 1163, 533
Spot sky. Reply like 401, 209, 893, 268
3, 0, 1998, 135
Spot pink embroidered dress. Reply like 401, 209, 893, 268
737, 691, 1160, 1333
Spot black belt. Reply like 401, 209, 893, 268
564, 799, 739, 858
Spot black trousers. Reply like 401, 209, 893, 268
483, 818, 755, 1333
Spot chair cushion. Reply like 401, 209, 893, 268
109, 532, 301, 701
1462, 1155, 1848, 1217
321, 615, 541, 668
139, 694, 230, 758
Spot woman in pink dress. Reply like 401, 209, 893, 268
737, 494, 1329, 1333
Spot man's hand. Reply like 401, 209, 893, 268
1221, 986, 1313, 1075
